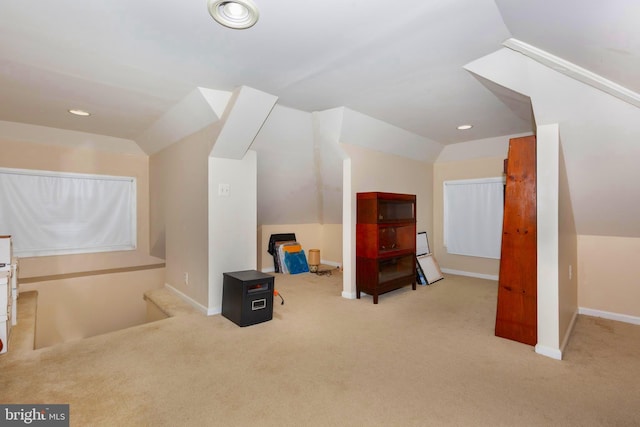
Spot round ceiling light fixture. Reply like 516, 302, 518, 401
68, 109, 91, 117
456, 124, 473, 130
207, 0, 259, 29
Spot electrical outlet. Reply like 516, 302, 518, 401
184, 272, 189, 285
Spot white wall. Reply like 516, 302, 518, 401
535, 124, 561, 359
251, 105, 319, 225
313, 108, 349, 225
208, 151, 258, 313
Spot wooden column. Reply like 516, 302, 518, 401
495, 135, 537, 346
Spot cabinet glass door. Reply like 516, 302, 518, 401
377, 254, 414, 282
377, 200, 415, 222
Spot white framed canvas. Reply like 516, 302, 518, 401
416, 231, 430, 256
417, 254, 444, 284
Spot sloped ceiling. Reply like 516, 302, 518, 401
1, 1, 639, 236
495, 0, 640, 95
466, 48, 640, 237
0, 0, 532, 145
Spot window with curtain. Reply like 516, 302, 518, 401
0, 167, 136, 257
443, 177, 504, 259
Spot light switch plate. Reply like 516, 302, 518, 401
218, 183, 230, 196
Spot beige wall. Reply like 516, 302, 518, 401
578, 235, 640, 318
258, 223, 342, 272
0, 137, 151, 276
433, 157, 504, 277
342, 143, 433, 233
21, 267, 165, 348
557, 145, 578, 346
150, 125, 216, 308
321, 223, 343, 267
342, 143, 432, 296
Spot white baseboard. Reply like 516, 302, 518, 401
321, 259, 341, 268
560, 309, 578, 355
342, 291, 356, 299
261, 259, 340, 274
207, 305, 221, 316
440, 268, 498, 281
164, 283, 220, 316
535, 344, 563, 360
578, 307, 640, 325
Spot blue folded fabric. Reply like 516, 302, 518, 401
284, 250, 310, 274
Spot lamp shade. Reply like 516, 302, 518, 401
308, 249, 320, 266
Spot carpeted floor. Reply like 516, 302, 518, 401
1, 271, 639, 426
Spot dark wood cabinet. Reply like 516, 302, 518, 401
356, 192, 416, 304
495, 135, 537, 345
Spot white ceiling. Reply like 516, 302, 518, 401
0, 0, 523, 144
2, 0, 639, 236
2, 0, 636, 146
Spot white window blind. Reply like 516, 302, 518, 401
443, 177, 503, 259
0, 167, 136, 257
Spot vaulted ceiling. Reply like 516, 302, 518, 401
1, 0, 636, 146
1, 0, 639, 235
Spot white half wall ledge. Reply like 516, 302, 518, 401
211, 86, 278, 160
135, 87, 232, 155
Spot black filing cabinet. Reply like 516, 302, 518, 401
222, 270, 274, 327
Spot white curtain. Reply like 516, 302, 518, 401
443, 177, 503, 259
0, 168, 136, 257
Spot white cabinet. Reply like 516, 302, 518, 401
0, 270, 10, 354
1, 236, 15, 354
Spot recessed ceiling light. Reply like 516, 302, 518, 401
68, 109, 91, 117
207, 0, 259, 29
457, 124, 473, 130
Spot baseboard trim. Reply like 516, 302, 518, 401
321, 259, 341, 268
578, 307, 640, 325
560, 309, 579, 355
440, 268, 498, 281
261, 260, 340, 274
164, 283, 217, 316
342, 291, 356, 299
535, 344, 562, 360
207, 306, 221, 316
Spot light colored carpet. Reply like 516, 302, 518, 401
1, 271, 639, 426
